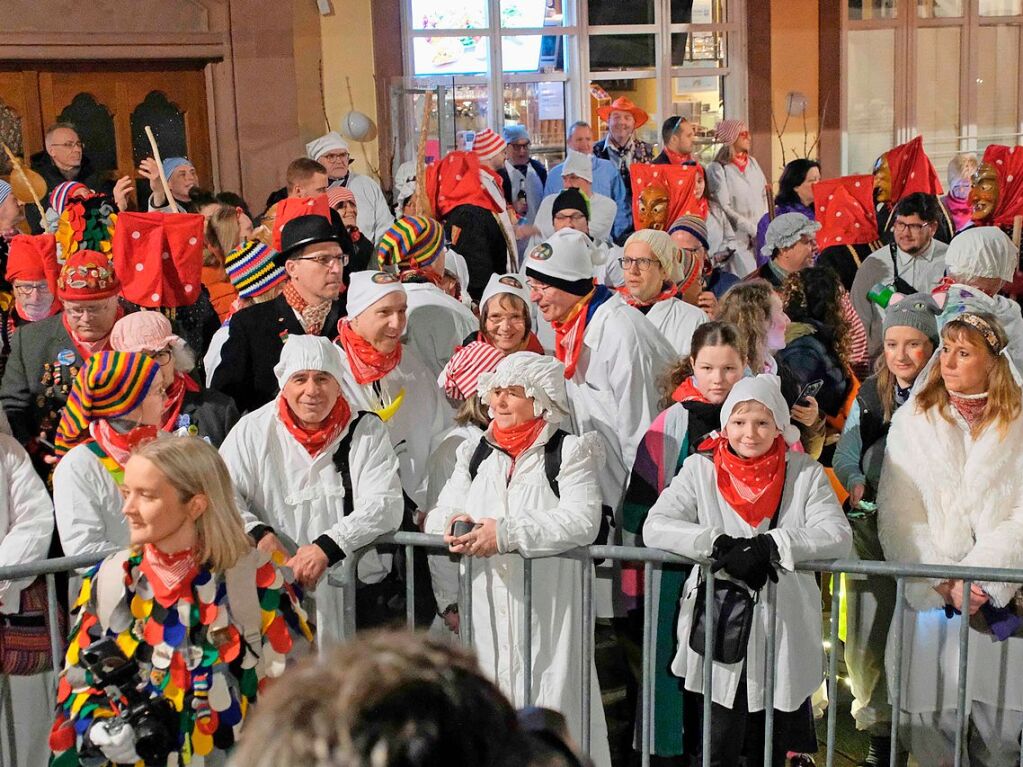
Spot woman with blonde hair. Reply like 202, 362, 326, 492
50, 436, 312, 767
879, 311, 1023, 766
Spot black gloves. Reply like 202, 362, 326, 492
711, 534, 779, 591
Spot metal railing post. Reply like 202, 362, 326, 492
888, 578, 906, 767
580, 555, 593, 754
702, 564, 715, 767
339, 554, 360, 642
825, 572, 841, 767
459, 553, 474, 649
763, 579, 778, 767
641, 561, 655, 766
46, 573, 62, 674
405, 543, 415, 629
954, 579, 972, 767
522, 557, 533, 706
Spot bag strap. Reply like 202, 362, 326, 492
767, 463, 788, 532
542, 429, 568, 498
94, 550, 131, 631
224, 549, 263, 652
467, 437, 495, 482
330, 411, 377, 518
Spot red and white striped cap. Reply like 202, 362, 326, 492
438, 340, 505, 401
472, 129, 507, 162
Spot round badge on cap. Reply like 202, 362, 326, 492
371, 272, 399, 284
56, 349, 76, 366
529, 243, 553, 261
499, 275, 524, 288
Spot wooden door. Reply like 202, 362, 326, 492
0, 63, 212, 204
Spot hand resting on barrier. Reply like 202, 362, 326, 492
445, 514, 500, 557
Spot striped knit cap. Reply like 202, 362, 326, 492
224, 240, 287, 299
472, 129, 506, 162
55, 351, 160, 457
376, 215, 444, 271
49, 181, 89, 216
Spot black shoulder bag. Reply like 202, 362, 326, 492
688, 466, 786, 665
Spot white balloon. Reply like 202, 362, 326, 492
341, 110, 373, 141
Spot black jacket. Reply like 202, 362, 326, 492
442, 203, 509, 302
210, 293, 345, 415
498, 159, 548, 204
176, 387, 240, 448
775, 321, 851, 418
27, 151, 112, 234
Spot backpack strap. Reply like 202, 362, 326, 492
224, 549, 263, 652
94, 550, 131, 632
542, 429, 569, 498
467, 437, 495, 483
331, 411, 377, 518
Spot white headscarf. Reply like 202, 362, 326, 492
477, 352, 570, 423
273, 335, 346, 390
720, 374, 800, 446
944, 226, 1017, 283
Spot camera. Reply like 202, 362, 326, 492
80, 637, 180, 766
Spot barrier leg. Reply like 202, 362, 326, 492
522, 558, 532, 706
825, 572, 841, 767
581, 557, 593, 753
459, 555, 473, 649
702, 564, 715, 767
641, 561, 654, 767
46, 573, 62, 674
954, 579, 972, 767
763, 580, 777, 767
888, 578, 905, 767
405, 544, 415, 629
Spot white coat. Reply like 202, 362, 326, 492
331, 173, 393, 243
0, 438, 56, 767
220, 401, 404, 640
335, 344, 451, 507
427, 424, 612, 767
564, 293, 676, 510
530, 192, 618, 247
52, 442, 126, 559
643, 450, 851, 711
706, 157, 769, 278
642, 297, 708, 358
402, 282, 479, 381
878, 402, 1023, 714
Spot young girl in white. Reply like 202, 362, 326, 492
644, 374, 851, 765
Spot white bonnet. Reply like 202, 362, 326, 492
480, 272, 531, 313
477, 352, 570, 423
719, 374, 800, 446
273, 335, 346, 390
944, 226, 1017, 283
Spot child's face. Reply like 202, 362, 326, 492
723, 401, 781, 458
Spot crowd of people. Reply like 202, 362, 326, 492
0, 104, 1022, 767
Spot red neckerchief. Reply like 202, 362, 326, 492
949, 392, 989, 430
671, 376, 711, 404
282, 280, 333, 334
347, 225, 362, 243
700, 434, 787, 527
476, 330, 546, 355
276, 394, 352, 457
732, 153, 750, 172
338, 319, 402, 385
61, 307, 122, 359
91, 420, 160, 468
663, 148, 693, 166
161, 372, 200, 432
490, 417, 546, 459
139, 545, 199, 608
553, 288, 596, 379
617, 282, 678, 308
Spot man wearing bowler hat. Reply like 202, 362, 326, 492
211, 214, 350, 414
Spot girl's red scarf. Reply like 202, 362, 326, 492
671, 376, 711, 404
490, 417, 546, 459
476, 330, 545, 355
617, 282, 678, 308
338, 319, 402, 385
277, 394, 352, 457
139, 544, 199, 607
732, 152, 750, 173
161, 372, 200, 432
702, 434, 787, 527
62, 308, 122, 360
91, 419, 160, 468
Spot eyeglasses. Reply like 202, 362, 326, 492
319, 152, 350, 163
485, 314, 527, 327
509, 141, 531, 150
893, 221, 932, 234
64, 304, 112, 319
619, 256, 661, 272
526, 279, 556, 295
13, 283, 50, 297
293, 251, 349, 268
553, 212, 587, 223
49, 141, 84, 150
144, 348, 173, 365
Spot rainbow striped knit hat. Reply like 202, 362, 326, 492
55, 351, 160, 457
225, 240, 287, 300
376, 215, 445, 271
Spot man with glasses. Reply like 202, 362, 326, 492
1, 248, 121, 471
749, 212, 822, 289
212, 214, 350, 414
532, 151, 617, 248
28, 122, 111, 232
852, 193, 949, 359
498, 125, 547, 253
0, 233, 59, 378
306, 131, 392, 242
652, 116, 697, 167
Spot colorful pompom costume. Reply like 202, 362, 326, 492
49, 547, 312, 766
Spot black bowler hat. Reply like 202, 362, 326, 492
276, 214, 349, 265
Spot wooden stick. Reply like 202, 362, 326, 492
2, 143, 45, 220
765, 184, 776, 220
1013, 215, 1022, 250
413, 90, 435, 218
143, 126, 180, 214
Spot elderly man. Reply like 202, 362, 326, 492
137, 156, 199, 212
220, 334, 404, 638
524, 228, 674, 512
1, 234, 59, 378
750, 211, 821, 288
1, 248, 120, 469
307, 131, 392, 242
335, 271, 450, 506
211, 214, 349, 414
851, 192, 949, 360
652, 116, 697, 166
532, 151, 617, 246
498, 125, 547, 227
28, 123, 113, 231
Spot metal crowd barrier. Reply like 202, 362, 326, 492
5, 541, 1023, 767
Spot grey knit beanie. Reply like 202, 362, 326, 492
883, 292, 941, 347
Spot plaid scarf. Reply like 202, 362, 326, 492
282, 280, 332, 334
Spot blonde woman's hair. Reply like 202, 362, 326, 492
204, 205, 242, 267
715, 280, 775, 373
132, 437, 251, 572
454, 394, 490, 429
914, 314, 1021, 439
